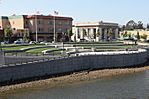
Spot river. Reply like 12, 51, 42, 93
1, 70, 149, 99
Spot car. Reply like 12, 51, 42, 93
29, 41, 36, 44
14, 39, 24, 44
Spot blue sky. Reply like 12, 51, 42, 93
0, 0, 149, 25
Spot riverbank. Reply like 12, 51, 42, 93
0, 66, 149, 95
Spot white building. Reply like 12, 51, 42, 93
72, 21, 119, 42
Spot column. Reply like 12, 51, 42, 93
115, 28, 119, 39
75, 28, 79, 42
104, 29, 108, 41
80, 28, 84, 39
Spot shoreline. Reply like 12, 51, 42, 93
0, 66, 149, 95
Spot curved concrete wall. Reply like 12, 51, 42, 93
0, 49, 147, 83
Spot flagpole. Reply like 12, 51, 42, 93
35, 14, 38, 42
53, 15, 56, 42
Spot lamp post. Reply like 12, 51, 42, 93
62, 32, 65, 55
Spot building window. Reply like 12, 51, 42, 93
48, 28, 53, 32
38, 20, 41, 24
38, 28, 44, 32
58, 28, 62, 32
48, 21, 53, 25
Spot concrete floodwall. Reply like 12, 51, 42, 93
0, 49, 147, 83
0, 51, 5, 65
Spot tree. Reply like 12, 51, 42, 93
136, 31, 140, 40
137, 21, 143, 29
121, 25, 126, 31
66, 29, 73, 42
107, 28, 113, 41
125, 20, 137, 30
147, 24, 149, 30
23, 30, 29, 42
123, 31, 128, 37
4, 27, 13, 43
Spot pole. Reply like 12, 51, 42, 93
53, 16, 56, 42
35, 15, 38, 42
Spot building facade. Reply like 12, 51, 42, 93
73, 21, 119, 42
0, 15, 73, 42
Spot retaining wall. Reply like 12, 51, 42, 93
0, 52, 5, 65
0, 49, 147, 83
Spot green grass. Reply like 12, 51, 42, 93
2, 46, 29, 51
26, 48, 58, 54
2, 44, 46, 51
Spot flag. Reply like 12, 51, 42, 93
54, 11, 59, 15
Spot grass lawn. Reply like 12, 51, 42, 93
26, 48, 59, 54
2, 44, 46, 51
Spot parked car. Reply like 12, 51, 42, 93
29, 41, 36, 44
14, 39, 24, 44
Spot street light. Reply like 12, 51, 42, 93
62, 32, 65, 55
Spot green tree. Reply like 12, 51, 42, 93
23, 30, 29, 42
136, 31, 140, 40
123, 31, 128, 37
107, 28, 113, 41
4, 27, 13, 43
67, 29, 73, 42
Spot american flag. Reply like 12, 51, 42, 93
54, 11, 59, 15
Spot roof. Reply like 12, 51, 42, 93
75, 21, 118, 27
26, 15, 73, 20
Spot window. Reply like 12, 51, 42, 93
38, 28, 44, 32
48, 21, 53, 25
48, 28, 53, 32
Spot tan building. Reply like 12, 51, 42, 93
73, 21, 119, 42
120, 30, 149, 41
0, 15, 73, 42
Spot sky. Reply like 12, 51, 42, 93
0, 0, 149, 25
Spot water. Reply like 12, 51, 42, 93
1, 70, 149, 99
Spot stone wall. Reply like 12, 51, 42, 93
0, 49, 147, 83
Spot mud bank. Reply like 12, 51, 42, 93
0, 66, 149, 95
